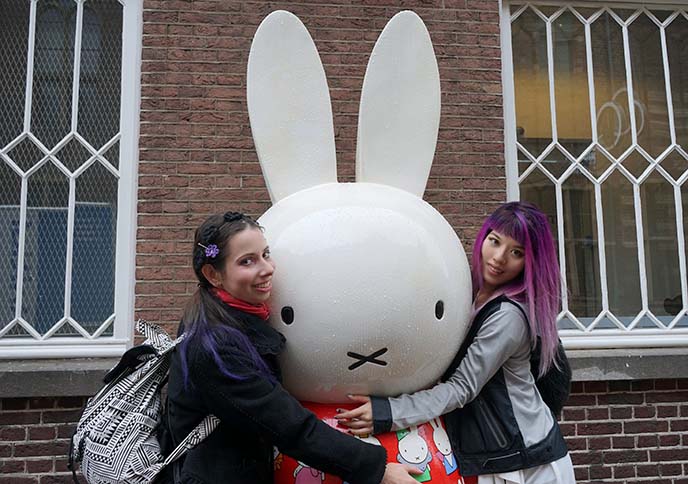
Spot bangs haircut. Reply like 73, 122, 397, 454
471, 202, 561, 376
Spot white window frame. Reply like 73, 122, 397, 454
500, 0, 688, 349
0, 0, 142, 358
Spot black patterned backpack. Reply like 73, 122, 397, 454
68, 320, 220, 484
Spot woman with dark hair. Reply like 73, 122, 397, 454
167, 212, 419, 484
336, 202, 575, 484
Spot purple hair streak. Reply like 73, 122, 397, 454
471, 202, 561, 376
179, 294, 277, 390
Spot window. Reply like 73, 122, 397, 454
0, 0, 141, 358
502, 2, 688, 348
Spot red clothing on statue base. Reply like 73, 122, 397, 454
274, 402, 476, 484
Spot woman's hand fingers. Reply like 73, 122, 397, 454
347, 394, 371, 404
403, 464, 423, 476
341, 419, 371, 430
335, 401, 372, 422
334, 407, 365, 420
335, 411, 373, 434
333, 395, 374, 435
381, 463, 423, 484
336, 407, 372, 424
347, 425, 373, 437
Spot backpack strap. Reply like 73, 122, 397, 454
500, 298, 528, 325
68, 429, 80, 484
151, 322, 219, 474
440, 295, 512, 381
161, 414, 222, 468
136, 319, 184, 353
496, 299, 572, 416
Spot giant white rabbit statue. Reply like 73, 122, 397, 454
248, 10, 474, 484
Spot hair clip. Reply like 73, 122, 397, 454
198, 243, 219, 258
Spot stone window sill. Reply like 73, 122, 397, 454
2, 349, 688, 398
0, 358, 119, 398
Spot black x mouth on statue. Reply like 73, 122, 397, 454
347, 348, 388, 370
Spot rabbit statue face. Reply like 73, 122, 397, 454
249, 11, 472, 403
260, 182, 471, 401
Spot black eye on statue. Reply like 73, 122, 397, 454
281, 306, 294, 325
435, 300, 444, 320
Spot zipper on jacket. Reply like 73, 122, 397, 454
482, 451, 520, 468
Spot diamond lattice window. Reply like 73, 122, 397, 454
0, 0, 138, 357
504, 3, 688, 348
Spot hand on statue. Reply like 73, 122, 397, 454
334, 395, 374, 436
381, 463, 422, 483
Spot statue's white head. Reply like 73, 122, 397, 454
248, 10, 472, 403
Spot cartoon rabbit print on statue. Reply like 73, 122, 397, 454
397, 426, 432, 482
247, 10, 474, 484
430, 418, 458, 477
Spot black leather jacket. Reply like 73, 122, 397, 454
167, 306, 386, 484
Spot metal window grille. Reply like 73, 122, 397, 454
501, 1, 688, 348
0, 0, 141, 358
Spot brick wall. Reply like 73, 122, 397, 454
3, 381, 688, 482
135, 0, 506, 331
0, 397, 85, 483
564, 380, 688, 483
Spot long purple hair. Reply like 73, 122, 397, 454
179, 212, 276, 389
471, 202, 561, 376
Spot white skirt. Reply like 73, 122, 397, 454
476, 454, 575, 484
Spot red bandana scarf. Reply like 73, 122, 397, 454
210, 287, 271, 320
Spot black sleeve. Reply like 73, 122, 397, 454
370, 396, 393, 435
191, 343, 387, 484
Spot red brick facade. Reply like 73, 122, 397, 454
3, 381, 688, 482
563, 380, 688, 483
135, 0, 506, 332
0, 397, 84, 482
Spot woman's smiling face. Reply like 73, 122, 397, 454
218, 227, 275, 304
480, 229, 525, 292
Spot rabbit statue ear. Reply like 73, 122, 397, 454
355, 11, 441, 197
247, 10, 337, 203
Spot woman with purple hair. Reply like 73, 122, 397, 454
337, 202, 575, 484
166, 211, 420, 484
